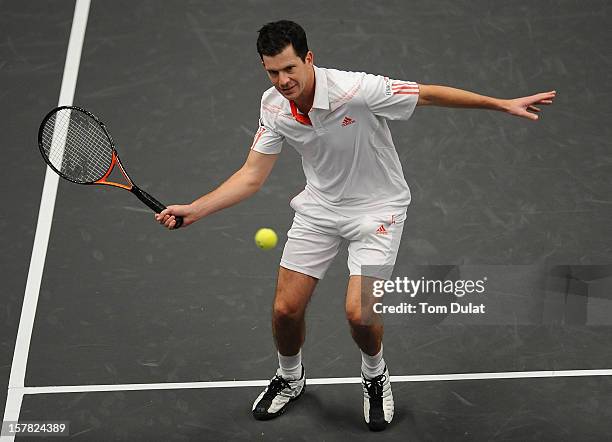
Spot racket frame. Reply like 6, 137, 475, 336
37, 105, 183, 228
38, 106, 129, 187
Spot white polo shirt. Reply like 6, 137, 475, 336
251, 66, 419, 215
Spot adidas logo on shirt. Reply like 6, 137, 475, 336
341, 116, 356, 127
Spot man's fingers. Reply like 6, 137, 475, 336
538, 91, 556, 101
535, 96, 554, 104
164, 215, 180, 229
164, 215, 174, 227
519, 109, 539, 120
508, 91, 555, 121
530, 91, 555, 103
158, 214, 169, 225
154, 204, 189, 230
156, 209, 171, 223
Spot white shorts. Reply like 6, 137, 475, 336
280, 191, 406, 280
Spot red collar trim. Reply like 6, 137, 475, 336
290, 101, 312, 126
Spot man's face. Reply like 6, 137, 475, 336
262, 44, 313, 101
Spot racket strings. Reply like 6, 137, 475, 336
41, 108, 113, 183
44, 112, 111, 181
42, 113, 110, 181
42, 123, 109, 178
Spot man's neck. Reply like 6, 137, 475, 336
293, 66, 316, 114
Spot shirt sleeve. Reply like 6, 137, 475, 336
361, 73, 419, 121
250, 118, 283, 154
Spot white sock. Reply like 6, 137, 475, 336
361, 345, 385, 379
278, 350, 302, 379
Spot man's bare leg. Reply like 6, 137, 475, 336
345, 275, 393, 431
345, 275, 383, 355
272, 266, 318, 355
252, 266, 317, 420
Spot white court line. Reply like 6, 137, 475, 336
9, 368, 612, 396
2, 1, 90, 440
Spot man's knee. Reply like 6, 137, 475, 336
346, 306, 374, 329
273, 267, 317, 324
273, 298, 306, 324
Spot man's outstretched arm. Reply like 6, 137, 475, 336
417, 84, 556, 121
155, 149, 278, 229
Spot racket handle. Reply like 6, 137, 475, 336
132, 186, 183, 229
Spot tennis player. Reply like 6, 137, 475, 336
156, 20, 555, 431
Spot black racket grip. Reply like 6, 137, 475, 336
132, 186, 183, 229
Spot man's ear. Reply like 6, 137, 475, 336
305, 50, 314, 65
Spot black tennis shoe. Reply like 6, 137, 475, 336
362, 365, 394, 431
252, 365, 305, 420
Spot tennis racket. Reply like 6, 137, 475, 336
38, 106, 182, 228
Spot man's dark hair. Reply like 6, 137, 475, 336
257, 20, 309, 61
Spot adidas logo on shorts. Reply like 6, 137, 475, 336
376, 225, 388, 235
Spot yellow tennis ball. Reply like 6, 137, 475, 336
255, 228, 278, 250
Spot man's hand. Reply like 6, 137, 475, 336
417, 85, 556, 121
503, 90, 556, 121
155, 204, 195, 230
